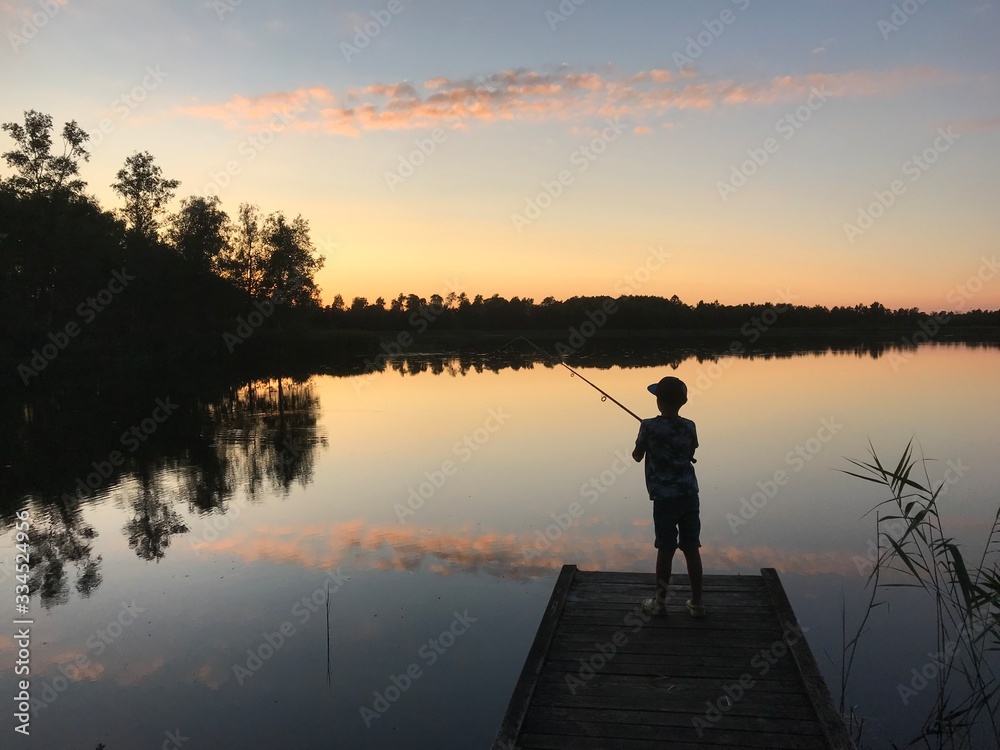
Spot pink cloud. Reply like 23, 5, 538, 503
178, 65, 954, 136
177, 87, 334, 129
189, 518, 900, 580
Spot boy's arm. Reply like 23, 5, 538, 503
632, 423, 646, 462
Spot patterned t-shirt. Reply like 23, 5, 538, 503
635, 415, 699, 501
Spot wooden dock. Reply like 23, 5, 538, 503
492, 566, 855, 750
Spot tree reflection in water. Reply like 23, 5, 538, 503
5, 374, 326, 607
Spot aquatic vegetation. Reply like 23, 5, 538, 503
841, 440, 999, 748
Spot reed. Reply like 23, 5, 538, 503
840, 439, 999, 748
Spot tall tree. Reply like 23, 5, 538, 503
111, 151, 179, 241
0, 109, 90, 197
259, 211, 324, 307
167, 195, 231, 273
218, 202, 265, 297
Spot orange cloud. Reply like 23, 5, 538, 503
116, 656, 166, 686
189, 518, 889, 580
177, 87, 334, 129
178, 65, 953, 135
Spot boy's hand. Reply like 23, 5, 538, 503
632, 447, 644, 462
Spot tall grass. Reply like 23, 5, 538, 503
841, 440, 999, 749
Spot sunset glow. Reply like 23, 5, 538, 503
3, 0, 998, 309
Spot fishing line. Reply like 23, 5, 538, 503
502, 336, 642, 422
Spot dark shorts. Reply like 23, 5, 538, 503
652, 494, 701, 552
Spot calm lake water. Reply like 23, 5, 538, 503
1, 341, 998, 749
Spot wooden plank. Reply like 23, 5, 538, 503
518, 732, 827, 750
573, 571, 758, 587
529, 692, 820, 721
491, 564, 577, 750
538, 659, 799, 682
533, 677, 815, 701
544, 648, 800, 669
549, 632, 785, 653
557, 611, 779, 628
760, 568, 856, 750
519, 718, 828, 749
525, 705, 825, 736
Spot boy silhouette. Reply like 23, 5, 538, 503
632, 376, 705, 618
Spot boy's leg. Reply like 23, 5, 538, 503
651, 499, 679, 603
678, 496, 703, 606
655, 546, 674, 603
682, 547, 703, 605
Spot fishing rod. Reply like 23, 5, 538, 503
509, 336, 642, 422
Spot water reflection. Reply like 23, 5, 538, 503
190, 517, 880, 581
26, 500, 101, 609
2, 341, 998, 749
2, 375, 327, 606
122, 476, 189, 562
3, 340, 998, 610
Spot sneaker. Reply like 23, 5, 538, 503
686, 599, 706, 618
641, 597, 667, 617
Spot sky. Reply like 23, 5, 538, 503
2, 0, 998, 311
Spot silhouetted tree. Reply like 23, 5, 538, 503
1, 109, 90, 198
260, 211, 324, 307
111, 150, 179, 241
218, 202, 264, 297
167, 195, 231, 273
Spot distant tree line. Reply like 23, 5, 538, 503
2, 110, 997, 381
322, 293, 1000, 333
0, 110, 326, 375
